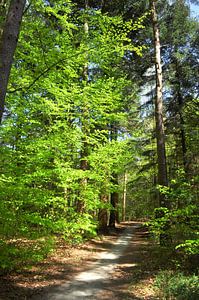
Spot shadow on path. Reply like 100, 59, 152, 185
0, 222, 157, 300
31, 223, 141, 300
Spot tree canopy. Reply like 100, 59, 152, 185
0, 0, 198, 274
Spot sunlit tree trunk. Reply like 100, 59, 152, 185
150, 0, 171, 245
109, 123, 119, 228
0, 0, 26, 123
150, 0, 168, 206
122, 172, 127, 222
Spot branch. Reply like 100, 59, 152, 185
8, 57, 67, 94
8, 45, 96, 94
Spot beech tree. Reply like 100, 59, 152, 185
0, 0, 198, 272
0, 0, 143, 269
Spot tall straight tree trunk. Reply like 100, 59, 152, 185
77, 0, 89, 213
109, 173, 119, 228
150, 0, 168, 206
174, 58, 188, 173
0, 0, 26, 123
177, 91, 187, 171
122, 172, 127, 222
150, 0, 171, 245
109, 123, 119, 228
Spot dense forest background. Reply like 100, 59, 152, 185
0, 0, 198, 284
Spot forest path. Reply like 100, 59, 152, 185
35, 224, 138, 300
0, 222, 158, 299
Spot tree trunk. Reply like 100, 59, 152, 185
98, 194, 109, 232
122, 172, 127, 222
0, 0, 26, 123
76, 0, 89, 213
109, 187, 118, 228
150, 0, 168, 206
150, 0, 171, 245
174, 59, 188, 173
76, 145, 89, 213
109, 123, 119, 228
178, 92, 187, 171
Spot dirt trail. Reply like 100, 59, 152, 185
33, 224, 139, 300
0, 222, 158, 300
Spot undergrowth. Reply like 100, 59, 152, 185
0, 237, 55, 273
155, 271, 199, 300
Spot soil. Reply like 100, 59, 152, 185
0, 222, 162, 300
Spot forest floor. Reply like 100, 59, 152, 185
0, 222, 167, 300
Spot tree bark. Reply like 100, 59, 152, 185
109, 124, 119, 228
150, 0, 168, 207
98, 194, 109, 232
122, 172, 127, 222
150, 0, 171, 246
0, 0, 26, 123
109, 185, 118, 228
174, 58, 188, 173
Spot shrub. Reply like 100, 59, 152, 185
155, 271, 199, 300
0, 237, 54, 273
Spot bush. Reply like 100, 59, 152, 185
155, 271, 199, 300
0, 237, 54, 273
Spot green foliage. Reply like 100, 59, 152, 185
1, 0, 197, 277
0, 0, 144, 272
148, 207, 170, 236
148, 173, 198, 256
62, 213, 97, 244
155, 271, 199, 300
176, 239, 199, 255
0, 238, 54, 272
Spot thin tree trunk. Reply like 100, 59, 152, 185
150, 0, 168, 206
178, 92, 187, 171
0, 0, 26, 123
122, 172, 127, 222
76, 0, 89, 213
174, 59, 188, 173
109, 181, 118, 228
109, 123, 119, 228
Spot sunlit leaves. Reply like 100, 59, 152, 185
0, 0, 144, 271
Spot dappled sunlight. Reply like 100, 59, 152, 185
99, 252, 118, 260
118, 263, 137, 268
0, 223, 160, 300
36, 225, 137, 299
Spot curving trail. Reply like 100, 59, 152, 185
32, 223, 140, 300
